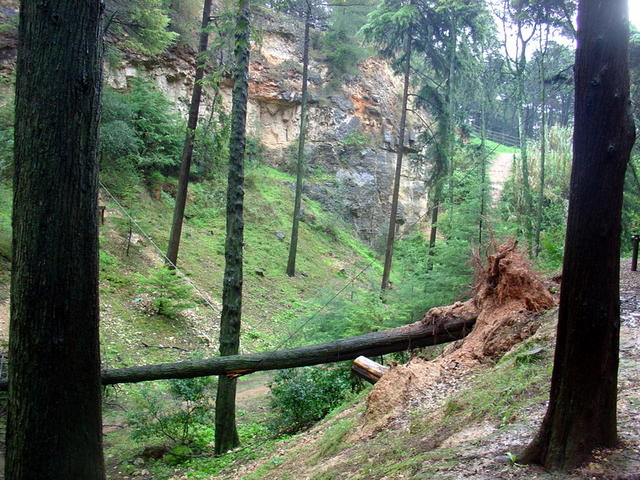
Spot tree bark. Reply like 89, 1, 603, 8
215, 0, 251, 455
7, 1, 105, 478
286, 2, 311, 277
381, 27, 412, 290
0, 315, 479, 390
519, 0, 636, 470
166, 0, 213, 268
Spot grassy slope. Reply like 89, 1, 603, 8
94, 165, 381, 371
208, 318, 558, 480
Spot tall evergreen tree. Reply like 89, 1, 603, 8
166, 0, 213, 268
520, 0, 635, 469
215, 0, 251, 455
361, 0, 417, 290
7, 0, 105, 478
287, 0, 312, 277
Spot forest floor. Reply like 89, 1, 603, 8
208, 259, 640, 480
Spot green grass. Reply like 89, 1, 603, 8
220, 318, 557, 480
469, 135, 520, 155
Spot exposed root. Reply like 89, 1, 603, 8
360, 242, 557, 434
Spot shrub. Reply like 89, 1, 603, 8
125, 0, 179, 55
342, 129, 369, 150
127, 376, 215, 462
125, 79, 183, 174
269, 364, 363, 432
137, 265, 196, 319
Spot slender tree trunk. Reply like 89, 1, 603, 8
519, 0, 635, 470
445, 20, 457, 223
7, 1, 105, 478
286, 3, 311, 277
166, 0, 213, 268
478, 99, 487, 246
381, 27, 412, 290
428, 185, 441, 252
428, 23, 456, 257
214, 0, 250, 455
534, 27, 549, 257
517, 65, 534, 251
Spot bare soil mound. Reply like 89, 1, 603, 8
362, 242, 556, 433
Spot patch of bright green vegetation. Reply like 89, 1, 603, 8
313, 417, 354, 461
469, 135, 520, 154
0, 182, 11, 261
441, 337, 552, 429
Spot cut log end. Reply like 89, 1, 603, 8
352, 356, 390, 384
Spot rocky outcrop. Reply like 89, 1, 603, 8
1, 2, 430, 245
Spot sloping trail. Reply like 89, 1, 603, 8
489, 152, 515, 202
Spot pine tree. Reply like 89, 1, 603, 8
520, 0, 636, 469
7, 0, 105, 477
166, 0, 214, 268
214, 0, 251, 455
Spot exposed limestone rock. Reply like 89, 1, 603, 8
0, 1, 430, 243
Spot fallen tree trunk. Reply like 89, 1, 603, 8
352, 356, 389, 384
0, 315, 476, 390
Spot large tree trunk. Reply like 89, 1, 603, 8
286, 3, 311, 277
215, 0, 251, 455
381, 27, 412, 290
93, 314, 474, 385
7, 1, 105, 478
166, 0, 213, 268
519, 0, 636, 470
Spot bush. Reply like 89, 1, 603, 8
124, 0, 179, 55
137, 265, 196, 319
342, 129, 369, 150
125, 79, 183, 174
127, 376, 215, 461
99, 83, 183, 191
269, 364, 363, 433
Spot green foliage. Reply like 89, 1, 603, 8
341, 129, 370, 150
302, 289, 402, 342
127, 377, 215, 458
191, 105, 232, 180
125, 79, 183, 172
322, 25, 367, 79
167, 1, 203, 48
137, 265, 196, 319
270, 365, 363, 432
99, 82, 183, 193
124, 0, 179, 55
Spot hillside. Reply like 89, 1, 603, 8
0, 0, 638, 478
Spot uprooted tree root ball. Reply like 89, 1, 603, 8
363, 241, 557, 433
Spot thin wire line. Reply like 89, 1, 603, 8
99, 182, 222, 317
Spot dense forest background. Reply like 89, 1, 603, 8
0, 0, 638, 478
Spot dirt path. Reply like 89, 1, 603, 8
236, 371, 273, 408
489, 152, 515, 202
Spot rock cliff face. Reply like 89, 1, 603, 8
1, 3, 429, 246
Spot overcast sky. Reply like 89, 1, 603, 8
630, 0, 639, 29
